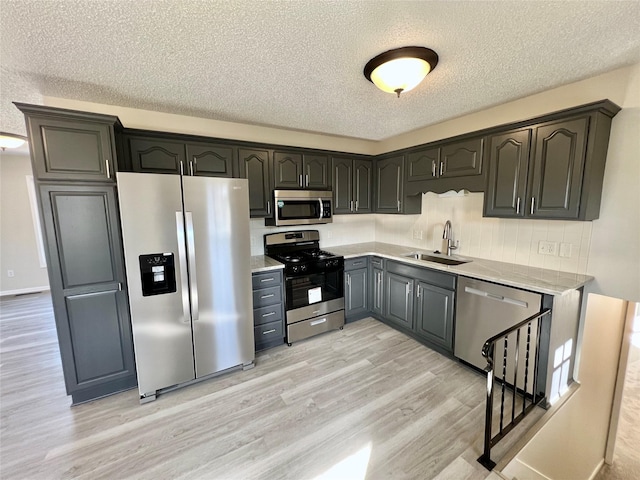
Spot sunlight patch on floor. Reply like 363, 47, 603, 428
313, 443, 372, 480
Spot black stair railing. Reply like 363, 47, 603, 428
478, 308, 551, 470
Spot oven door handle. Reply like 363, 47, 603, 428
318, 198, 323, 220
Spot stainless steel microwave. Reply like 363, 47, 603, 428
265, 190, 333, 226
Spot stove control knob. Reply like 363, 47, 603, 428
300, 264, 307, 272
291, 265, 299, 273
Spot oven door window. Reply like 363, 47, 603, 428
277, 200, 321, 221
286, 270, 344, 311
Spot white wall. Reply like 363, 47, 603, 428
0, 152, 49, 295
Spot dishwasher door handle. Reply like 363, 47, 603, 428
464, 286, 528, 308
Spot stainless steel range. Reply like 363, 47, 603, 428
264, 230, 344, 345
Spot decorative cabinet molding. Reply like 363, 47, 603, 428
332, 157, 372, 214
238, 148, 272, 218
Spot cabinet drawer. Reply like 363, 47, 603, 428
345, 257, 367, 270
253, 304, 283, 326
255, 320, 284, 346
252, 271, 282, 289
252, 286, 282, 308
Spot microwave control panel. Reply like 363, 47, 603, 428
322, 200, 332, 218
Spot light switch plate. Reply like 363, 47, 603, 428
538, 241, 558, 255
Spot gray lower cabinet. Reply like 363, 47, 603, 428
344, 257, 369, 320
384, 272, 414, 329
414, 281, 455, 351
39, 184, 136, 404
252, 270, 285, 351
369, 257, 384, 317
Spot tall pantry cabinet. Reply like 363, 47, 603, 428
16, 103, 137, 405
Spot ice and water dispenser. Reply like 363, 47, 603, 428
139, 253, 176, 296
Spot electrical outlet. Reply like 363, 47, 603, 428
560, 243, 573, 258
413, 229, 423, 240
7, 270, 14, 278
538, 241, 558, 256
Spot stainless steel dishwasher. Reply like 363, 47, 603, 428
455, 277, 542, 390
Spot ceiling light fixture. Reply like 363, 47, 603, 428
0, 132, 27, 151
364, 46, 439, 98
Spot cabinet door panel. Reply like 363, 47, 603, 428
304, 154, 330, 190
345, 267, 368, 317
66, 290, 129, 385
48, 190, 117, 288
29, 118, 114, 182
354, 160, 372, 213
129, 138, 185, 174
484, 129, 531, 217
370, 267, 384, 316
407, 148, 439, 182
239, 149, 272, 217
384, 272, 413, 329
186, 143, 234, 177
332, 158, 353, 214
441, 138, 483, 177
376, 156, 403, 213
415, 282, 454, 351
530, 117, 588, 218
274, 152, 303, 188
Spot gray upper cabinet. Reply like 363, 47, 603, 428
19, 106, 118, 183
274, 152, 330, 190
375, 155, 404, 213
238, 148, 272, 218
414, 281, 455, 351
484, 106, 617, 220
304, 154, 330, 190
484, 129, 532, 217
440, 137, 484, 178
273, 151, 303, 188
39, 184, 136, 404
406, 147, 440, 182
332, 157, 372, 214
129, 137, 186, 174
185, 143, 234, 177
528, 118, 588, 219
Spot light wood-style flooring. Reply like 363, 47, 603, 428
1, 292, 526, 479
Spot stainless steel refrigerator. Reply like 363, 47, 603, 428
117, 172, 254, 402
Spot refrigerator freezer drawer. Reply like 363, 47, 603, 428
287, 310, 344, 344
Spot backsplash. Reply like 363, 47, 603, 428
249, 192, 592, 275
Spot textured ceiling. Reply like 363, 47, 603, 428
2, 0, 640, 141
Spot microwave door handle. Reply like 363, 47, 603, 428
318, 198, 323, 220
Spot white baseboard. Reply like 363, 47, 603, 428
0, 286, 50, 297
588, 458, 605, 480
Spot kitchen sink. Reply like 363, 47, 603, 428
403, 251, 472, 266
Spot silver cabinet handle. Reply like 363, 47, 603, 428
355, 200, 359, 211
299, 174, 303, 187
267, 201, 271, 214
397, 200, 401, 212
260, 277, 274, 283
179, 160, 184, 176
431, 160, 436, 177
516, 197, 521, 214
310, 318, 327, 326
190, 159, 195, 176
117, 282, 122, 291
530, 197, 535, 215
352, 261, 364, 266
176, 212, 191, 323
305, 174, 309, 187
261, 293, 275, 299
350, 200, 354, 212
185, 212, 198, 322
262, 311, 276, 317
262, 329, 276, 335
105, 159, 111, 179
318, 198, 323, 220
417, 285, 421, 298
439, 162, 444, 176
347, 273, 351, 287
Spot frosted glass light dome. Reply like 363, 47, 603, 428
364, 47, 439, 97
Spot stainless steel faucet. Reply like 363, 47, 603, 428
442, 220, 458, 256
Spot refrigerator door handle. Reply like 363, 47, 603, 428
176, 212, 191, 323
185, 212, 199, 321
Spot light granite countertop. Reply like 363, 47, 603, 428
250, 255, 284, 273
327, 242, 592, 296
